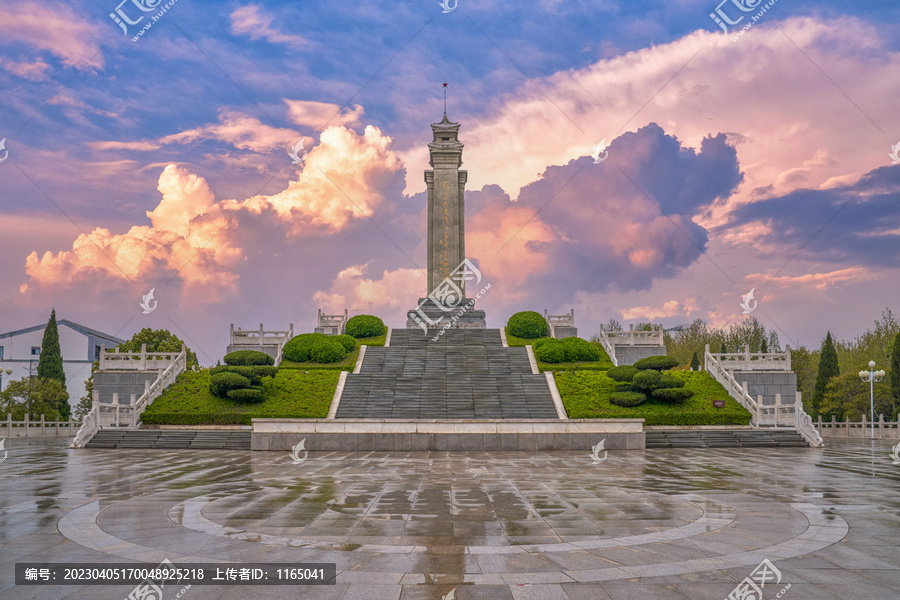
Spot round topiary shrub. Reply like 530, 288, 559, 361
532, 337, 554, 350
632, 369, 661, 391
633, 355, 679, 371
223, 349, 274, 366
651, 388, 694, 403
614, 382, 635, 392
507, 311, 548, 339
609, 391, 647, 407
309, 338, 348, 363
534, 339, 566, 363
345, 315, 387, 338
606, 365, 639, 382
561, 337, 601, 361
334, 334, 357, 352
209, 372, 251, 398
227, 388, 264, 403
657, 374, 685, 389
283, 333, 324, 362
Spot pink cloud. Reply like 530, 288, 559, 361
0, 1, 102, 69
0, 57, 50, 80
159, 110, 300, 153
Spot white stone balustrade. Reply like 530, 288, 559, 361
98, 343, 184, 371
707, 344, 791, 371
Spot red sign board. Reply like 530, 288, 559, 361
712, 400, 725, 408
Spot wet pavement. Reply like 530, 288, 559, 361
1, 437, 899, 599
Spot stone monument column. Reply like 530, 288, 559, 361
406, 86, 486, 331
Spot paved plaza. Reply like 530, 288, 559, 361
1, 438, 899, 599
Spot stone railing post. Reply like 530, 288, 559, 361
861, 414, 867, 438
24, 414, 30, 438
131, 394, 137, 426
775, 393, 782, 426
785, 345, 791, 371
112, 393, 119, 428
139, 344, 147, 370
6, 412, 11, 437
99, 344, 107, 370
744, 345, 750, 369
879, 414, 885, 439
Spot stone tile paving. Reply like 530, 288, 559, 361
0, 437, 898, 599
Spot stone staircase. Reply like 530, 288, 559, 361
85, 429, 251, 450
336, 329, 559, 419
645, 428, 810, 448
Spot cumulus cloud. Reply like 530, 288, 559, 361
22, 125, 404, 296
432, 17, 897, 225
230, 4, 306, 47
313, 264, 424, 312
620, 299, 697, 321
0, 1, 102, 69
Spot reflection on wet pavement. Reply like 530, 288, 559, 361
1, 437, 899, 599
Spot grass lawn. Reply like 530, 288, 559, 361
279, 333, 387, 371
504, 328, 614, 371
554, 369, 752, 425
141, 369, 339, 425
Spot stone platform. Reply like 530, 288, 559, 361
251, 418, 645, 451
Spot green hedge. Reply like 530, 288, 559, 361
223, 350, 274, 366
609, 391, 646, 407
283, 333, 349, 364
334, 334, 357, 352
534, 337, 601, 363
141, 369, 339, 425
554, 370, 751, 425
634, 355, 679, 371
606, 365, 639, 382
507, 311, 548, 339
345, 315, 386, 338
227, 387, 264, 403
209, 372, 250, 398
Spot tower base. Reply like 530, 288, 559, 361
406, 297, 486, 331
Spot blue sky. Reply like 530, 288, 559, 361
1, 0, 899, 363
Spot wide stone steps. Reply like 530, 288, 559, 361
645, 429, 809, 448
85, 429, 251, 449
337, 328, 559, 419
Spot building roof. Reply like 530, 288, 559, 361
0, 319, 125, 344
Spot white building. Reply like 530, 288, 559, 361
0, 319, 124, 411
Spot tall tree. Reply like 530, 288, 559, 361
769, 331, 782, 352
760, 336, 769, 354
811, 332, 840, 419
690, 351, 700, 371
890, 331, 900, 419
37, 308, 66, 391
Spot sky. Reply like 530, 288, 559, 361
0, 0, 899, 365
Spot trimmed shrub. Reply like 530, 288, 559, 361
223, 349, 274, 366
507, 311, 549, 339
651, 388, 695, 403
334, 334, 357, 352
634, 355, 679, 371
309, 338, 348, 363
227, 388, 264, 403
534, 340, 566, 363
252, 365, 279, 379
283, 333, 324, 362
209, 372, 251, 398
632, 369, 661, 391
210, 365, 279, 386
615, 382, 635, 392
658, 374, 685, 389
606, 365, 639, 382
345, 315, 386, 338
609, 391, 647, 407
532, 337, 554, 350
561, 337, 601, 361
